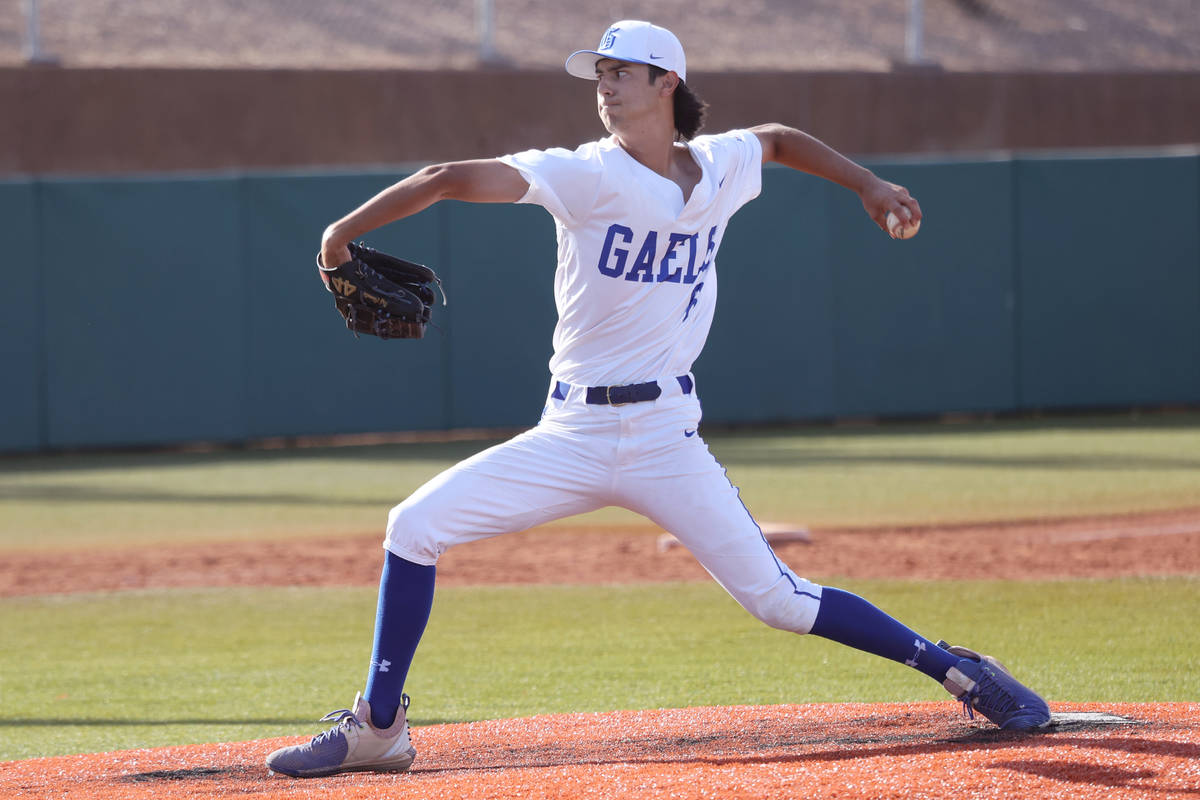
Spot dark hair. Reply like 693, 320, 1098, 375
648, 65, 708, 140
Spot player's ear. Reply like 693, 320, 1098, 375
659, 70, 680, 96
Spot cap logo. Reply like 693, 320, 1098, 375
600, 27, 619, 50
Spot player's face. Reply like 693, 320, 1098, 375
595, 59, 666, 134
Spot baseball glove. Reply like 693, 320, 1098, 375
318, 242, 445, 340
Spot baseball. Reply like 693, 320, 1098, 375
886, 210, 920, 240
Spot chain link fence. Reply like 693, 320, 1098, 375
2, 0, 1198, 71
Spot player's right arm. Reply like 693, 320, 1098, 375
320, 159, 529, 269
750, 123, 920, 235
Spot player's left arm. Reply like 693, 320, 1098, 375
750, 123, 920, 234
319, 159, 529, 272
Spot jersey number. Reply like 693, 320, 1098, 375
683, 282, 705, 321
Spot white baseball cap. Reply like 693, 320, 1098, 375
565, 20, 687, 83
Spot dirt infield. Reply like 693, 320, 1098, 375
4, 508, 1198, 796
4, 506, 1199, 597
2, 703, 1197, 799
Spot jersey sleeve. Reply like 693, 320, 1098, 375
498, 144, 603, 225
710, 129, 764, 212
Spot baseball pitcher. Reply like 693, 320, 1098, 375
268, 20, 1050, 779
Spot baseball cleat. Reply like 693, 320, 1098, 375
937, 640, 1051, 731
266, 692, 416, 778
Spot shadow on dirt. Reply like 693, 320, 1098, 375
408, 726, 1198, 777
121, 767, 242, 782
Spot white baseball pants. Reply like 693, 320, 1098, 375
385, 375, 823, 634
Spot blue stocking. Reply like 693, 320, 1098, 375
362, 551, 436, 729
809, 587, 960, 682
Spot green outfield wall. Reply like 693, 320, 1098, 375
3, 151, 1198, 451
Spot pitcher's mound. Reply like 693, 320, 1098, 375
3, 702, 1195, 799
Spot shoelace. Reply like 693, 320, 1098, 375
308, 694, 414, 745
960, 664, 1018, 722
309, 708, 364, 746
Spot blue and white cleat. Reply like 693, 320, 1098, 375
266, 692, 416, 778
938, 641, 1051, 731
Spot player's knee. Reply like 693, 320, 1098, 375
384, 501, 443, 564
742, 578, 822, 634
749, 596, 807, 633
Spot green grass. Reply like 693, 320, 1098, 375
0, 442, 488, 550
715, 413, 1200, 526
2, 412, 1199, 550
2, 577, 1197, 761
1, 414, 1197, 761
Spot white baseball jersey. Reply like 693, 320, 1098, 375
387, 128, 823, 637
499, 129, 763, 386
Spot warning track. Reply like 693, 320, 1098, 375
2, 702, 1197, 799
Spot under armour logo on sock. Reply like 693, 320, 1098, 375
904, 639, 926, 668
374, 659, 391, 673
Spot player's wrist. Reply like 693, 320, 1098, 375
321, 225, 354, 266
848, 166, 879, 196
322, 223, 349, 246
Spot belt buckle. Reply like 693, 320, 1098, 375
606, 385, 630, 407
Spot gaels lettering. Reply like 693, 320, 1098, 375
656, 232, 693, 283
625, 231, 657, 282
597, 224, 633, 277
597, 224, 718, 284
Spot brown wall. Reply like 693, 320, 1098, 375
2, 66, 1198, 175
